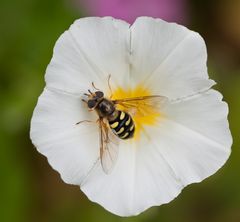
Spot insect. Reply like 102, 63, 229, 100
79, 81, 167, 174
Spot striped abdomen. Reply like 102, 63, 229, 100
108, 110, 135, 140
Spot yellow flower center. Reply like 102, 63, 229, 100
111, 84, 163, 140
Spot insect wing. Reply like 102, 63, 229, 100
113, 95, 168, 116
99, 118, 119, 174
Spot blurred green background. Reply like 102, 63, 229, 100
0, 0, 239, 221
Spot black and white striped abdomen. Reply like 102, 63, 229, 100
108, 111, 135, 140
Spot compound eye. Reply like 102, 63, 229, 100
87, 99, 96, 109
95, 91, 104, 98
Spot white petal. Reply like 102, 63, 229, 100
81, 139, 182, 216
30, 88, 100, 185
30, 17, 232, 217
130, 17, 215, 99
45, 17, 131, 95
148, 89, 232, 185
80, 89, 232, 216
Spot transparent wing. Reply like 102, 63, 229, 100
99, 118, 119, 174
113, 95, 168, 117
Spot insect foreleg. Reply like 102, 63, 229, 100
92, 81, 100, 90
75, 120, 94, 125
107, 74, 113, 99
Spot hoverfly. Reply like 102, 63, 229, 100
78, 78, 167, 174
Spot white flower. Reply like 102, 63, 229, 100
30, 17, 232, 216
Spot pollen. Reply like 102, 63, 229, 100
111, 84, 163, 140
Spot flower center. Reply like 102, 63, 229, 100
111, 84, 162, 140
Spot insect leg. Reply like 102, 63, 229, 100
107, 74, 113, 99
75, 120, 94, 125
92, 81, 100, 90
76, 118, 100, 125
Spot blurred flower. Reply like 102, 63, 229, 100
78, 0, 188, 24
30, 17, 232, 216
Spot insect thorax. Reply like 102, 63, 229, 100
96, 98, 116, 118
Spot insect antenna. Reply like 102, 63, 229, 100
88, 89, 93, 95
83, 93, 91, 97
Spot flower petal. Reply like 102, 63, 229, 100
130, 17, 215, 99
45, 17, 131, 95
30, 88, 100, 185
81, 139, 182, 216
80, 89, 232, 216
30, 17, 232, 217
148, 89, 232, 185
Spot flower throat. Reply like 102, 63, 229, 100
111, 84, 162, 140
